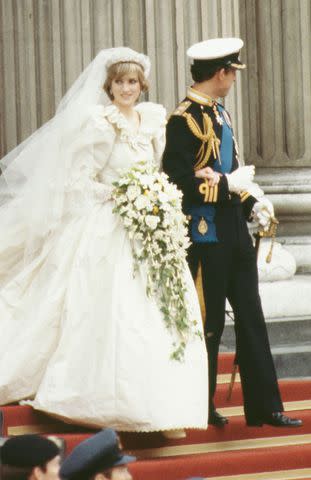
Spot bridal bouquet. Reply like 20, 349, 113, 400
112, 161, 201, 361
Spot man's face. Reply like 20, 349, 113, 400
32, 455, 61, 480
109, 465, 133, 480
215, 68, 237, 97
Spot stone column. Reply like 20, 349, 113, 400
236, 1, 311, 376
240, 0, 311, 273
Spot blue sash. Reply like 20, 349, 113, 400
188, 106, 233, 243
214, 105, 233, 174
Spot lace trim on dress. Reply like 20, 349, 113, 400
94, 103, 166, 151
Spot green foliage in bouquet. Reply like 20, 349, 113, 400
112, 161, 202, 361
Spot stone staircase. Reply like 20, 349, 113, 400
222, 314, 311, 379
221, 246, 311, 379
220, 169, 311, 380
1, 353, 311, 479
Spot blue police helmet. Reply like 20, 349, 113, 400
60, 429, 136, 480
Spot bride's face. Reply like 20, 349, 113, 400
111, 73, 141, 109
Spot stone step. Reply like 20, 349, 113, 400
259, 275, 311, 320
278, 236, 311, 274
221, 322, 311, 378
222, 317, 311, 348
225, 276, 311, 323
219, 345, 311, 378
272, 345, 311, 379
221, 274, 311, 378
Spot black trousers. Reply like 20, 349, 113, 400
188, 203, 283, 422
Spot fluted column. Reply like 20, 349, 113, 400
240, 0, 311, 168
239, 0, 311, 277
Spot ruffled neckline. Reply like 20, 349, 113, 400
98, 102, 166, 150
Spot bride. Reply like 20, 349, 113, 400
0, 47, 208, 433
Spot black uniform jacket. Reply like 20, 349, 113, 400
162, 89, 257, 241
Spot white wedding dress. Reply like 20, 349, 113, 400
0, 102, 208, 431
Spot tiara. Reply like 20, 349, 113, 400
105, 47, 151, 78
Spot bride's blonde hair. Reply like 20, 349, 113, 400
104, 61, 149, 100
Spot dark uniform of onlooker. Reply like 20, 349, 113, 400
0, 434, 61, 480
60, 429, 135, 480
162, 37, 302, 428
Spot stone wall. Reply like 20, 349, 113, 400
238, 0, 311, 278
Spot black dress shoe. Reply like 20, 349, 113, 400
208, 410, 229, 426
247, 412, 303, 427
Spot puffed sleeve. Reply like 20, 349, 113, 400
136, 102, 167, 168
66, 106, 116, 203
151, 105, 167, 168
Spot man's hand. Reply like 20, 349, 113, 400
225, 165, 255, 193
195, 166, 221, 186
252, 197, 274, 231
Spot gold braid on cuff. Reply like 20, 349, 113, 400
199, 180, 219, 203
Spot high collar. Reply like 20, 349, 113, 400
187, 86, 218, 107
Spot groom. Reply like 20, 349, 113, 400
162, 37, 302, 428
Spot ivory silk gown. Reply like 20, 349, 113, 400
0, 102, 208, 431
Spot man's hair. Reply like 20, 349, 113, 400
102, 469, 113, 479
0, 460, 48, 480
190, 62, 232, 82
1, 465, 33, 480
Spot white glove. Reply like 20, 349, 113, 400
226, 166, 255, 194
252, 197, 274, 231
247, 182, 264, 198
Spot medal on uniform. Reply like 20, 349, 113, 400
213, 104, 224, 125
198, 217, 208, 235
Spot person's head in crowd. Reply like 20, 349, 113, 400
0, 434, 61, 480
60, 429, 135, 480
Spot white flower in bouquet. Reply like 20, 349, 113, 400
139, 174, 154, 187
150, 181, 162, 192
123, 217, 133, 228
145, 215, 160, 230
112, 161, 201, 361
165, 182, 180, 199
134, 194, 150, 211
158, 191, 170, 204
127, 185, 141, 201
127, 209, 138, 219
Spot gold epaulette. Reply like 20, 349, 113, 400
171, 100, 192, 116
181, 111, 220, 170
